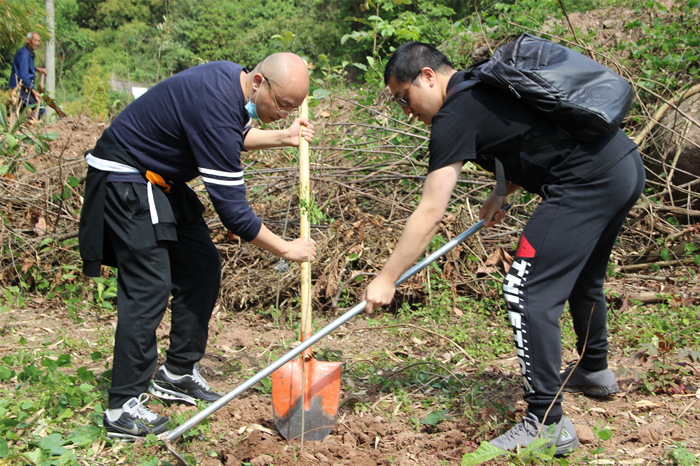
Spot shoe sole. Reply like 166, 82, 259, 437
149, 383, 197, 405
106, 430, 166, 441
562, 384, 620, 396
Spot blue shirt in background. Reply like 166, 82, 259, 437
9, 45, 36, 91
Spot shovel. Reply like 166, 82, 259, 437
161, 205, 510, 464
271, 94, 343, 441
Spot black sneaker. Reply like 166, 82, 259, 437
149, 363, 222, 405
560, 364, 620, 396
103, 394, 169, 440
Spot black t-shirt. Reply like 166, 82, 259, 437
429, 71, 637, 194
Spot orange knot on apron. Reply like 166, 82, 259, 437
145, 170, 172, 193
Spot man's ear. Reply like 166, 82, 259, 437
252, 73, 265, 91
422, 67, 438, 87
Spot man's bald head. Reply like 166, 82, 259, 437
242, 52, 309, 123
252, 52, 309, 107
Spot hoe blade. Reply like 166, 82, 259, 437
272, 357, 342, 441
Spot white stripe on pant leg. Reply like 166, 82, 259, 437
147, 182, 159, 224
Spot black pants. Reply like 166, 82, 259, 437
503, 150, 645, 420
104, 182, 221, 409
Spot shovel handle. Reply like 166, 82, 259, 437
164, 205, 510, 442
299, 92, 313, 356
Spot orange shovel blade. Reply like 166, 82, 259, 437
272, 357, 342, 441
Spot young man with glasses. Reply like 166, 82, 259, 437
80, 52, 316, 440
364, 42, 644, 455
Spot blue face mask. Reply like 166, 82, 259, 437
245, 86, 261, 120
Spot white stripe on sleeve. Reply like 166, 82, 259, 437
198, 167, 244, 178
201, 176, 245, 186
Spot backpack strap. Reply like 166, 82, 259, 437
444, 78, 480, 104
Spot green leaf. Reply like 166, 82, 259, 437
56, 353, 71, 367
67, 176, 81, 188
343, 16, 370, 25
0, 437, 8, 457
420, 409, 447, 426
353, 63, 368, 71
22, 161, 37, 173
56, 408, 74, 422
37, 131, 59, 141
90, 351, 102, 362
0, 103, 7, 131
461, 442, 504, 466
37, 433, 68, 456
312, 89, 331, 100
521, 436, 554, 456
22, 448, 43, 464
660, 248, 671, 261
68, 425, 102, 447
596, 428, 613, 440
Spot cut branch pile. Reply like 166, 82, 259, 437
1, 56, 699, 319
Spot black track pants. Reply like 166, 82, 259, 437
503, 150, 645, 420
103, 182, 221, 409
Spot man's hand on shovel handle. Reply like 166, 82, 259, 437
283, 236, 317, 262
287, 118, 315, 147
362, 275, 396, 313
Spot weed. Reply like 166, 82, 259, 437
663, 442, 699, 466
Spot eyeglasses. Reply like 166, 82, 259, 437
263, 76, 291, 118
393, 71, 423, 109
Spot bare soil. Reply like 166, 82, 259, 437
3, 298, 699, 466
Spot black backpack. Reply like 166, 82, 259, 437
448, 33, 634, 143
446, 34, 634, 194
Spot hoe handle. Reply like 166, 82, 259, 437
299, 92, 313, 357
164, 207, 510, 442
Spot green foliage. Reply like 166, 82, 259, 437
80, 59, 115, 120
663, 443, 699, 466
614, 300, 700, 395
0, 103, 59, 174
0, 350, 107, 465
626, 0, 700, 92
0, 0, 48, 66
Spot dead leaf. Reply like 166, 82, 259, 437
250, 423, 277, 436
21, 259, 34, 274
321, 110, 331, 118
34, 216, 47, 234
476, 265, 497, 275
499, 247, 513, 270
384, 348, 403, 363
484, 249, 501, 266
453, 307, 463, 317
635, 400, 664, 409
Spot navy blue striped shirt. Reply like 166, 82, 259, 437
109, 61, 261, 241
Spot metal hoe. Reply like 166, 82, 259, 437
161, 205, 510, 464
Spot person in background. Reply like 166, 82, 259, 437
9, 32, 46, 122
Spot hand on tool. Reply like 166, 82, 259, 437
480, 183, 520, 227
287, 118, 314, 147
362, 275, 396, 313
283, 236, 317, 262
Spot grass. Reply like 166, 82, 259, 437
1, 271, 699, 465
